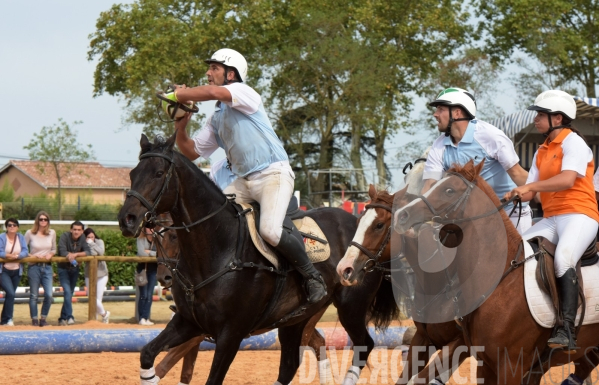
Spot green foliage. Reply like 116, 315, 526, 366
2, 196, 120, 220
475, 0, 599, 97
87, 0, 471, 204
23, 119, 95, 220
0, 180, 15, 203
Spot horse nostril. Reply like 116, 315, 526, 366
343, 267, 354, 281
125, 214, 137, 227
398, 211, 409, 224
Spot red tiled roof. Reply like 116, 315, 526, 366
3, 160, 131, 189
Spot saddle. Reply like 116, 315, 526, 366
529, 236, 598, 327
241, 197, 330, 269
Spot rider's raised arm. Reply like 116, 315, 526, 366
175, 85, 232, 104
175, 118, 219, 162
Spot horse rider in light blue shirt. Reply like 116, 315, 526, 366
169, 48, 326, 304
421, 87, 532, 233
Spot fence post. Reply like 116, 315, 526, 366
88, 258, 98, 321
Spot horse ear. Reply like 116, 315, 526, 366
165, 131, 177, 152
140, 134, 152, 154
368, 184, 377, 201
474, 158, 485, 176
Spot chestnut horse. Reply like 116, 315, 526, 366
337, 183, 470, 385
393, 160, 599, 385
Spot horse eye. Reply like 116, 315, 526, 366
445, 188, 455, 196
155, 170, 165, 178
376, 222, 384, 230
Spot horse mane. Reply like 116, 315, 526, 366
448, 162, 522, 246
144, 137, 226, 198
373, 189, 395, 206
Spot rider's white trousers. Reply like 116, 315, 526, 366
224, 161, 295, 247
522, 213, 598, 277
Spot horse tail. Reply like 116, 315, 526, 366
368, 277, 401, 331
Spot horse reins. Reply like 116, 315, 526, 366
349, 203, 402, 274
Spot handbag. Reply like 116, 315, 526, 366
135, 264, 148, 286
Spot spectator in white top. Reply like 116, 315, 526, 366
84, 228, 110, 324
24, 211, 56, 327
0, 218, 28, 326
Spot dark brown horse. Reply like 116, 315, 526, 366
393, 160, 599, 385
153, 213, 333, 384
118, 134, 398, 385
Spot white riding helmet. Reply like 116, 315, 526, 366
527, 90, 577, 120
429, 87, 477, 119
205, 48, 248, 83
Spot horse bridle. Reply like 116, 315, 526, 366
410, 171, 521, 226
126, 150, 229, 235
349, 203, 402, 273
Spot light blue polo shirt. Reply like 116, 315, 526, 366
423, 119, 528, 211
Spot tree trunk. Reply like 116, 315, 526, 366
586, 60, 596, 98
350, 120, 366, 192
310, 133, 334, 207
53, 162, 62, 220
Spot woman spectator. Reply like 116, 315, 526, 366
25, 211, 56, 327
0, 218, 28, 326
137, 226, 158, 326
84, 228, 110, 323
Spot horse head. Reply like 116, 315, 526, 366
336, 184, 408, 286
119, 133, 180, 237
394, 159, 488, 236
154, 213, 179, 288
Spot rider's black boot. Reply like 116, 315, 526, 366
547, 268, 579, 353
274, 230, 327, 303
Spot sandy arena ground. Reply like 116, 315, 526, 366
1, 302, 597, 384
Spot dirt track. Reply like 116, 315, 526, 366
2, 302, 597, 384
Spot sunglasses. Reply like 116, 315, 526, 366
6, 224, 18, 228
39, 218, 49, 222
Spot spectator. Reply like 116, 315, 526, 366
84, 228, 110, 324
0, 218, 28, 326
137, 226, 158, 326
25, 211, 56, 327
57, 221, 90, 326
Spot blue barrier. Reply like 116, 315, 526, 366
0, 327, 409, 355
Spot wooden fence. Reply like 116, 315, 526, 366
10, 256, 157, 321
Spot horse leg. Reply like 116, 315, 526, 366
411, 337, 468, 385
140, 314, 202, 384
204, 328, 248, 385
302, 307, 333, 385
154, 335, 204, 384
275, 319, 313, 385
336, 308, 375, 385
395, 330, 431, 385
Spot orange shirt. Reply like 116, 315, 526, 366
535, 129, 599, 222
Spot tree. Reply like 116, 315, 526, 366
24, 119, 95, 219
476, 0, 599, 97
88, 0, 471, 205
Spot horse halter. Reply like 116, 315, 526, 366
410, 171, 521, 226
126, 152, 178, 236
349, 203, 397, 273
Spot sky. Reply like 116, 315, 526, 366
1, 1, 521, 191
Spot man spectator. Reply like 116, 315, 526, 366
57, 221, 90, 325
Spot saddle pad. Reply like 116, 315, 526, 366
242, 204, 331, 270
523, 240, 599, 328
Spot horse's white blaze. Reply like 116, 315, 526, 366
343, 208, 377, 263
336, 208, 378, 281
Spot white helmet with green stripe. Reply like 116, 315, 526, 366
429, 87, 477, 119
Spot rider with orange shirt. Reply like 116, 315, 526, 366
505, 90, 599, 353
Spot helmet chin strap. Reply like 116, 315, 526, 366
543, 114, 568, 138
444, 106, 471, 137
